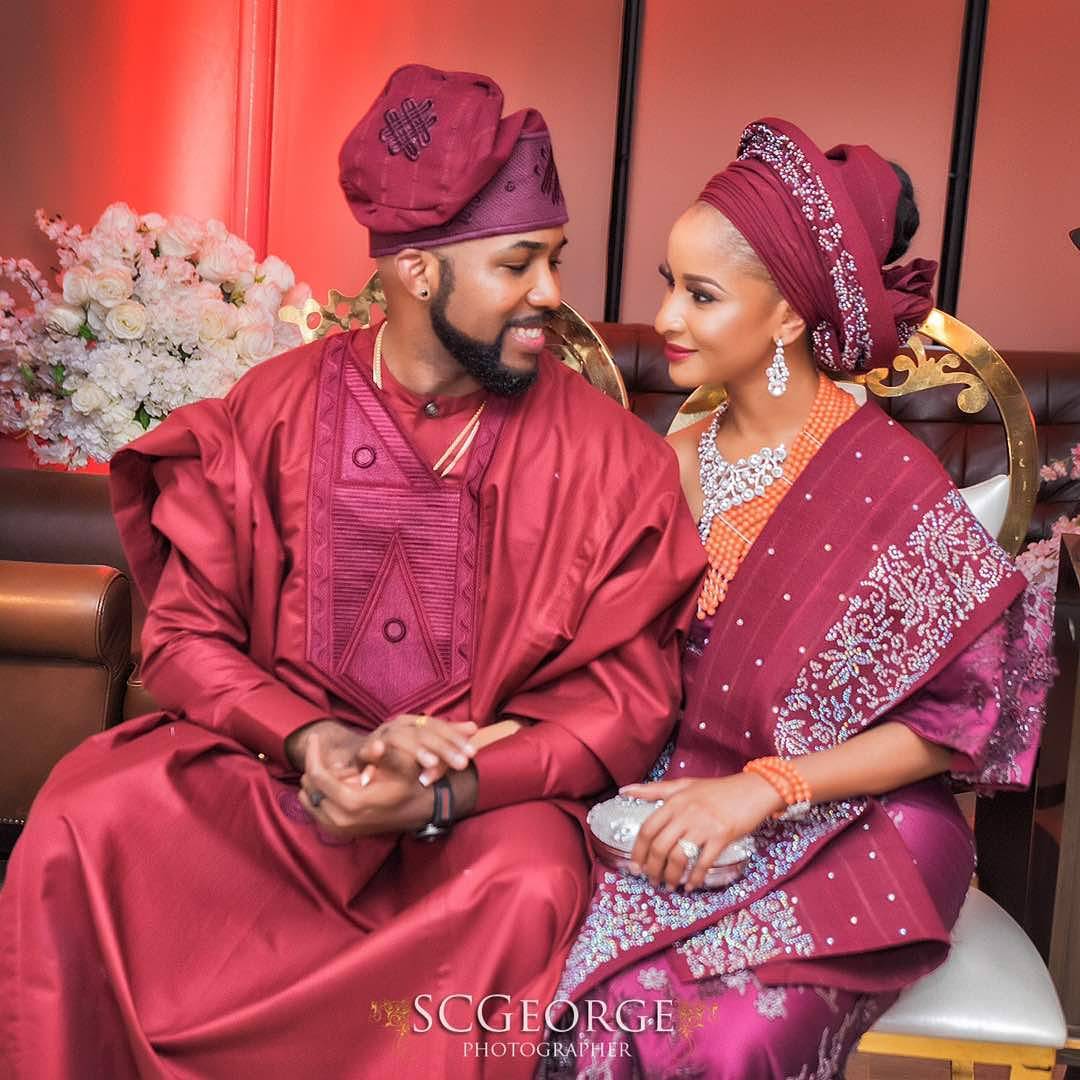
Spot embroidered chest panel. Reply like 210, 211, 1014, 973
306, 336, 503, 720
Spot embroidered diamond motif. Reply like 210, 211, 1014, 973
379, 97, 437, 161
336, 536, 445, 711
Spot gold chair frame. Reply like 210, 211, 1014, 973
279, 273, 629, 409
674, 309, 1038, 555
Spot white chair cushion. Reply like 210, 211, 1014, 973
870, 889, 1066, 1047
958, 473, 1010, 539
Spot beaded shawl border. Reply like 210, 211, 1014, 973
773, 487, 1015, 759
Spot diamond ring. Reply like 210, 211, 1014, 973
678, 839, 701, 868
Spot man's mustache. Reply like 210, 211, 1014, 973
504, 314, 551, 331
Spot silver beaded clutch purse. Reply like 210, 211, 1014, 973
587, 794, 754, 889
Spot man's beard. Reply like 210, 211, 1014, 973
429, 260, 542, 398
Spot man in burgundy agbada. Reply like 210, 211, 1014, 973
0, 65, 703, 1078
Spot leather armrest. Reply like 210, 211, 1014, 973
0, 560, 131, 673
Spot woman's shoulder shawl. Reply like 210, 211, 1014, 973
686, 401, 1051, 787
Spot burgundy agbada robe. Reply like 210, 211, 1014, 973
0, 326, 704, 1079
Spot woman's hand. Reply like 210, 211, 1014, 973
620, 773, 785, 891
357, 713, 479, 787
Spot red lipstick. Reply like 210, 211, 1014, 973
663, 342, 697, 363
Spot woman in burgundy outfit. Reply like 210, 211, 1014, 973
548, 118, 1053, 1079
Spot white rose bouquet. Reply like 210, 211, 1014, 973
0, 203, 310, 467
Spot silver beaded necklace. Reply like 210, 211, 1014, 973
697, 402, 787, 540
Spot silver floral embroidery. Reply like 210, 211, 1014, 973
713, 971, 788, 1020
775, 489, 1013, 759
718, 970, 754, 995
556, 802, 862, 999
637, 967, 669, 992
785, 994, 882, 1080
756, 985, 789, 1021
676, 891, 813, 979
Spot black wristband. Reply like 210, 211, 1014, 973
415, 776, 454, 841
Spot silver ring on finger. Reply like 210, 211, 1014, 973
309, 789, 325, 808
678, 839, 701, 869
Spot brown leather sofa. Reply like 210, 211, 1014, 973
0, 560, 130, 834
1, 325, 1078, 854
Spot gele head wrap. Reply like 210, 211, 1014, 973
699, 118, 936, 372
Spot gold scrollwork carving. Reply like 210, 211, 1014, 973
859, 334, 989, 414
279, 283, 388, 342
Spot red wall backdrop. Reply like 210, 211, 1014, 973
618, 0, 965, 325
0, 2, 243, 278
1, 1, 1077, 348
957, 0, 1080, 350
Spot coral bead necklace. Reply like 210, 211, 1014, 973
696, 373, 858, 619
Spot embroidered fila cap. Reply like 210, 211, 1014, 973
339, 63, 568, 257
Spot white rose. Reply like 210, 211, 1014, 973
205, 219, 229, 243
157, 216, 203, 258
70, 382, 111, 414
105, 300, 148, 340
96, 203, 139, 236
242, 282, 282, 318
224, 233, 255, 268
89, 266, 134, 308
86, 302, 108, 336
45, 302, 86, 336
236, 322, 275, 361
256, 255, 295, 293
274, 320, 303, 352
197, 241, 243, 284
199, 299, 239, 342
140, 212, 167, 231
61, 265, 94, 306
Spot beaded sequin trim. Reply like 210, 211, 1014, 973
555, 799, 864, 999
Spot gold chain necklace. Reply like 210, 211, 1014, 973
373, 323, 487, 479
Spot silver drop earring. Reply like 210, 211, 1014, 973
766, 337, 789, 397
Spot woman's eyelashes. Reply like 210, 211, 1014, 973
659, 265, 715, 304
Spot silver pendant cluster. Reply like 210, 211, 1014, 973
698, 404, 787, 539
767, 336, 789, 397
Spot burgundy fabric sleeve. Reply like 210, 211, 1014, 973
881, 586, 1055, 792
135, 450, 330, 767
140, 545, 331, 765
471, 725, 608, 812
473, 455, 705, 814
